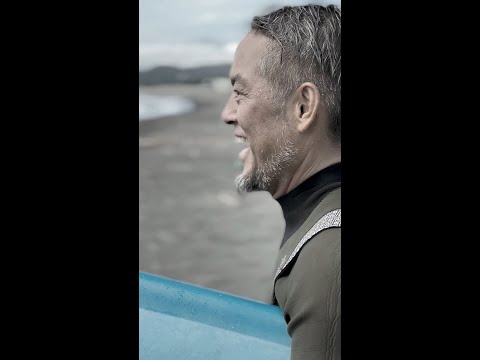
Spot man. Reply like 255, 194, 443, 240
221, 4, 341, 360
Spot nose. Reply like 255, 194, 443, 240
221, 93, 237, 125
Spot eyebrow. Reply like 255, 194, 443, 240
230, 73, 248, 87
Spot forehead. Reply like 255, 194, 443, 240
230, 32, 270, 87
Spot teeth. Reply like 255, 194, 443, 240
235, 136, 248, 144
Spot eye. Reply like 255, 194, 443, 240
233, 89, 243, 104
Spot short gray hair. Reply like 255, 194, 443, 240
251, 4, 341, 144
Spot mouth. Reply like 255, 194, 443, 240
234, 136, 251, 162
235, 136, 249, 145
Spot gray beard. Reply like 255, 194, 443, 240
235, 140, 298, 193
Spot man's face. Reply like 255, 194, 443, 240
222, 32, 298, 195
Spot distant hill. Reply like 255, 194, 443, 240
139, 64, 231, 86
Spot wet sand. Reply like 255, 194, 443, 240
139, 84, 285, 302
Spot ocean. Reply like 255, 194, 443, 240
139, 93, 195, 121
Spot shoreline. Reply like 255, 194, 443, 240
139, 83, 227, 137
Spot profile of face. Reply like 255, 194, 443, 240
221, 32, 298, 195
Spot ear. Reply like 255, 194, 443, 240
291, 82, 322, 133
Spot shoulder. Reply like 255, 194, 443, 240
278, 227, 341, 357
274, 187, 341, 282
291, 227, 341, 289
282, 226, 341, 317
319, 186, 341, 211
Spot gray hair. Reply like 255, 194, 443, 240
251, 4, 341, 144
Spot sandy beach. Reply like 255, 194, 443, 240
139, 83, 285, 302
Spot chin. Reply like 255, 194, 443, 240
235, 173, 253, 192
235, 168, 272, 193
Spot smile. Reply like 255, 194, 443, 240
235, 136, 249, 145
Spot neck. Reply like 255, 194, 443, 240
271, 145, 341, 200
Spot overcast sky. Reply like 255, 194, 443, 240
139, 0, 341, 70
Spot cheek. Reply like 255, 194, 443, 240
250, 127, 281, 160
238, 100, 280, 148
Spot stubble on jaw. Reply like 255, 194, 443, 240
235, 138, 298, 194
